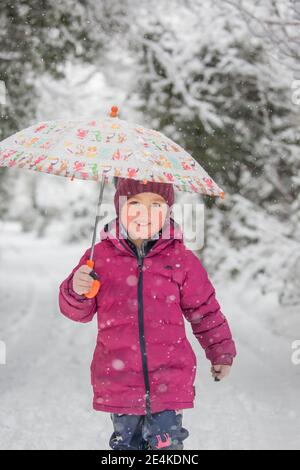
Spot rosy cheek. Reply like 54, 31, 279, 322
122, 205, 137, 224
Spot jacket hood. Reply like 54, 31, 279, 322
100, 216, 183, 257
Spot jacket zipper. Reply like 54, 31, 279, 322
137, 244, 152, 418
119, 238, 152, 417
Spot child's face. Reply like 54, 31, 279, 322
120, 192, 168, 241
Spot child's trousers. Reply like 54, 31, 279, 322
109, 409, 189, 450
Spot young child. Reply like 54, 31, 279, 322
59, 177, 237, 450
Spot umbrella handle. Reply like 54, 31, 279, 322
84, 259, 101, 298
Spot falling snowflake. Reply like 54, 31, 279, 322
157, 383, 168, 393
126, 275, 138, 286
112, 359, 125, 370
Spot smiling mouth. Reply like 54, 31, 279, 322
136, 223, 150, 228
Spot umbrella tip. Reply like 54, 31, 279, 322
110, 105, 119, 118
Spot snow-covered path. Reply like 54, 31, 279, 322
0, 225, 299, 450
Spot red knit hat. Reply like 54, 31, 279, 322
114, 177, 174, 217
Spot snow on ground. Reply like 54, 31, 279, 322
0, 222, 299, 450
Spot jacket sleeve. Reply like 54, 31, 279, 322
58, 247, 97, 323
180, 250, 237, 366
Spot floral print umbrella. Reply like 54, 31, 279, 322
0, 106, 224, 198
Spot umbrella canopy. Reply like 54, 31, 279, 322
0, 106, 224, 199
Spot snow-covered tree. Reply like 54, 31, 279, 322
126, 1, 298, 208
222, 0, 300, 74
121, 0, 300, 303
0, 0, 111, 229
0, 0, 106, 139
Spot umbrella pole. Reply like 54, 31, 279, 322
90, 172, 106, 261
84, 172, 106, 298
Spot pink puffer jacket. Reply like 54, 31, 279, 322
58, 217, 236, 415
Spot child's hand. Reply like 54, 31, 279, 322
211, 365, 231, 381
72, 265, 94, 295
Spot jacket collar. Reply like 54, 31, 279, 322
100, 216, 183, 258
